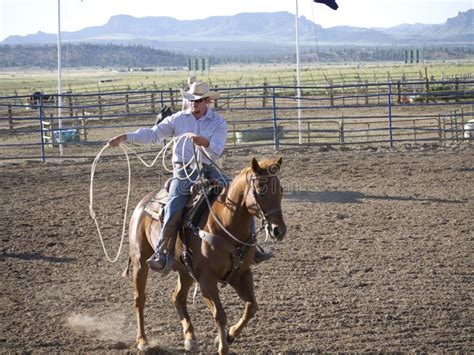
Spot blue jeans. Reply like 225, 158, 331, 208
156, 163, 230, 251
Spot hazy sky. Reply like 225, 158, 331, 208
1, 0, 472, 41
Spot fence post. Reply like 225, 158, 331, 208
450, 112, 455, 143
340, 75, 346, 106
329, 80, 334, 107
271, 87, 279, 150
81, 115, 88, 141
364, 80, 369, 105
232, 123, 237, 148
67, 95, 73, 119
8, 104, 13, 130
454, 110, 459, 141
160, 91, 164, 108
98, 95, 103, 120
455, 78, 460, 103
377, 81, 380, 104
168, 87, 175, 109
38, 96, 46, 162
151, 93, 156, 114
125, 94, 130, 115
387, 82, 394, 149
356, 80, 360, 105
425, 73, 430, 103
214, 85, 219, 109
413, 119, 417, 144
262, 82, 268, 108
243, 84, 247, 108
340, 114, 345, 143
437, 114, 443, 144
396, 81, 401, 103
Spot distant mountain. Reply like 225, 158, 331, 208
3, 10, 473, 49
381, 9, 474, 42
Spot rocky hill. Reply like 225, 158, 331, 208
3, 10, 473, 48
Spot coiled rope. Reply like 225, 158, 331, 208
89, 134, 222, 263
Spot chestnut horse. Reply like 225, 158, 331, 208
124, 157, 287, 354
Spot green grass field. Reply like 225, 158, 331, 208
1, 60, 472, 96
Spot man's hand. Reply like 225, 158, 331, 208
108, 134, 127, 147
188, 134, 209, 148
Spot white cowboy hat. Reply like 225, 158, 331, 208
181, 81, 220, 101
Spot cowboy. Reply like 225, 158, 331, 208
108, 81, 271, 274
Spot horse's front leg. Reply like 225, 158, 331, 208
200, 279, 229, 355
228, 269, 258, 343
173, 271, 198, 351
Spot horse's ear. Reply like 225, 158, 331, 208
277, 157, 282, 168
251, 157, 260, 173
267, 157, 282, 175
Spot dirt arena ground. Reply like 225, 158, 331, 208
1, 144, 473, 353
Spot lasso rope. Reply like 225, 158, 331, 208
89, 143, 131, 263
89, 134, 215, 263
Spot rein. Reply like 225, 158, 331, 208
193, 160, 280, 248
192, 145, 257, 248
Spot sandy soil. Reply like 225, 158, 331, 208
1, 144, 473, 353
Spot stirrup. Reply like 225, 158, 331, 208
147, 250, 174, 274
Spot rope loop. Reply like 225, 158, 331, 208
89, 133, 264, 263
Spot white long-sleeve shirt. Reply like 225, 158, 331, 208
127, 107, 227, 165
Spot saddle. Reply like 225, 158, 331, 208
144, 178, 223, 227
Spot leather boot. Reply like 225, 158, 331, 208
147, 250, 173, 274
253, 244, 273, 264
146, 215, 180, 274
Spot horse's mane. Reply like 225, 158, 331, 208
218, 158, 279, 204
238, 158, 279, 176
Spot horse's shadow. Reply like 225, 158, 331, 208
1, 252, 76, 263
285, 190, 466, 204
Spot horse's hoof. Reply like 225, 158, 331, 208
214, 332, 233, 347
137, 338, 148, 351
184, 339, 198, 351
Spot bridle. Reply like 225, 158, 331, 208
248, 172, 282, 240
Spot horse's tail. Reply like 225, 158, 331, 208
122, 257, 131, 278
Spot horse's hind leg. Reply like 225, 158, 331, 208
200, 280, 229, 355
132, 253, 152, 350
228, 269, 258, 343
173, 271, 197, 351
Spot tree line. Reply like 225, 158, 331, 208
0, 43, 188, 68
0, 43, 472, 68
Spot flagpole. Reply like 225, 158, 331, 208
295, 0, 303, 144
57, 0, 64, 156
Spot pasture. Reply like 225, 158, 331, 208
1, 62, 473, 161
1, 144, 472, 352
1, 61, 473, 95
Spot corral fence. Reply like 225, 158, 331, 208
0, 78, 473, 162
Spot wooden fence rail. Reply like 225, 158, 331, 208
0, 79, 472, 161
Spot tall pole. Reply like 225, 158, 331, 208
295, 0, 303, 144
57, 0, 64, 156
